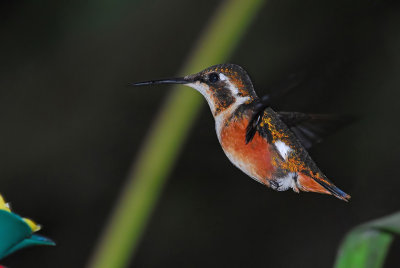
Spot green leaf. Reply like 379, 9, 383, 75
335, 212, 400, 268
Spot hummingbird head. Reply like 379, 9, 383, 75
132, 64, 258, 117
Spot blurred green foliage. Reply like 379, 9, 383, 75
335, 212, 400, 268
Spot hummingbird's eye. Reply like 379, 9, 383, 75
208, 73, 220, 83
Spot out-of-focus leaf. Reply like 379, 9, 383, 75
335, 212, 400, 268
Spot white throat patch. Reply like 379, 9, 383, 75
274, 140, 292, 160
186, 81, 216, 113
186, 75, 250, 141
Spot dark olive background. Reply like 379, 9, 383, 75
1, 0, 400, 267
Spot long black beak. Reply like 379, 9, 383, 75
130, 77, 189, 86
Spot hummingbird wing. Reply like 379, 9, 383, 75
246, 109, 354, 148
249, 108, 351, 201
245, 72, 307, 144
277, 112, 354, 149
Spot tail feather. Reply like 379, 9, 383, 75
298, 173, 351, 202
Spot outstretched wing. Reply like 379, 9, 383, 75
278, 112, 354, 149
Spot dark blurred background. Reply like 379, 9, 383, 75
1, 0, 400, 267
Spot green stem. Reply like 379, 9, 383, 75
87, 0, 264, 267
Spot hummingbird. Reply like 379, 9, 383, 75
132, 64, 351, 201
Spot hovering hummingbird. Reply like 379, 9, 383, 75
132, 64, 351, 201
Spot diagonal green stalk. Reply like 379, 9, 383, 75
87, 0, 265, 267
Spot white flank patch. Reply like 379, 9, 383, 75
273, 173, 297, 191
274, 140, 292, 160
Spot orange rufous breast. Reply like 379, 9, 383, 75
220, 118, 275, 184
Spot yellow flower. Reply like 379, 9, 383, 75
0, 196, 11, 213
0, 195, 41, 232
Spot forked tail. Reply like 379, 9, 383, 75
297, 173, 351, 201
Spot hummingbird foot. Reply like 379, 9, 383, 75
270, 172, 298, 192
